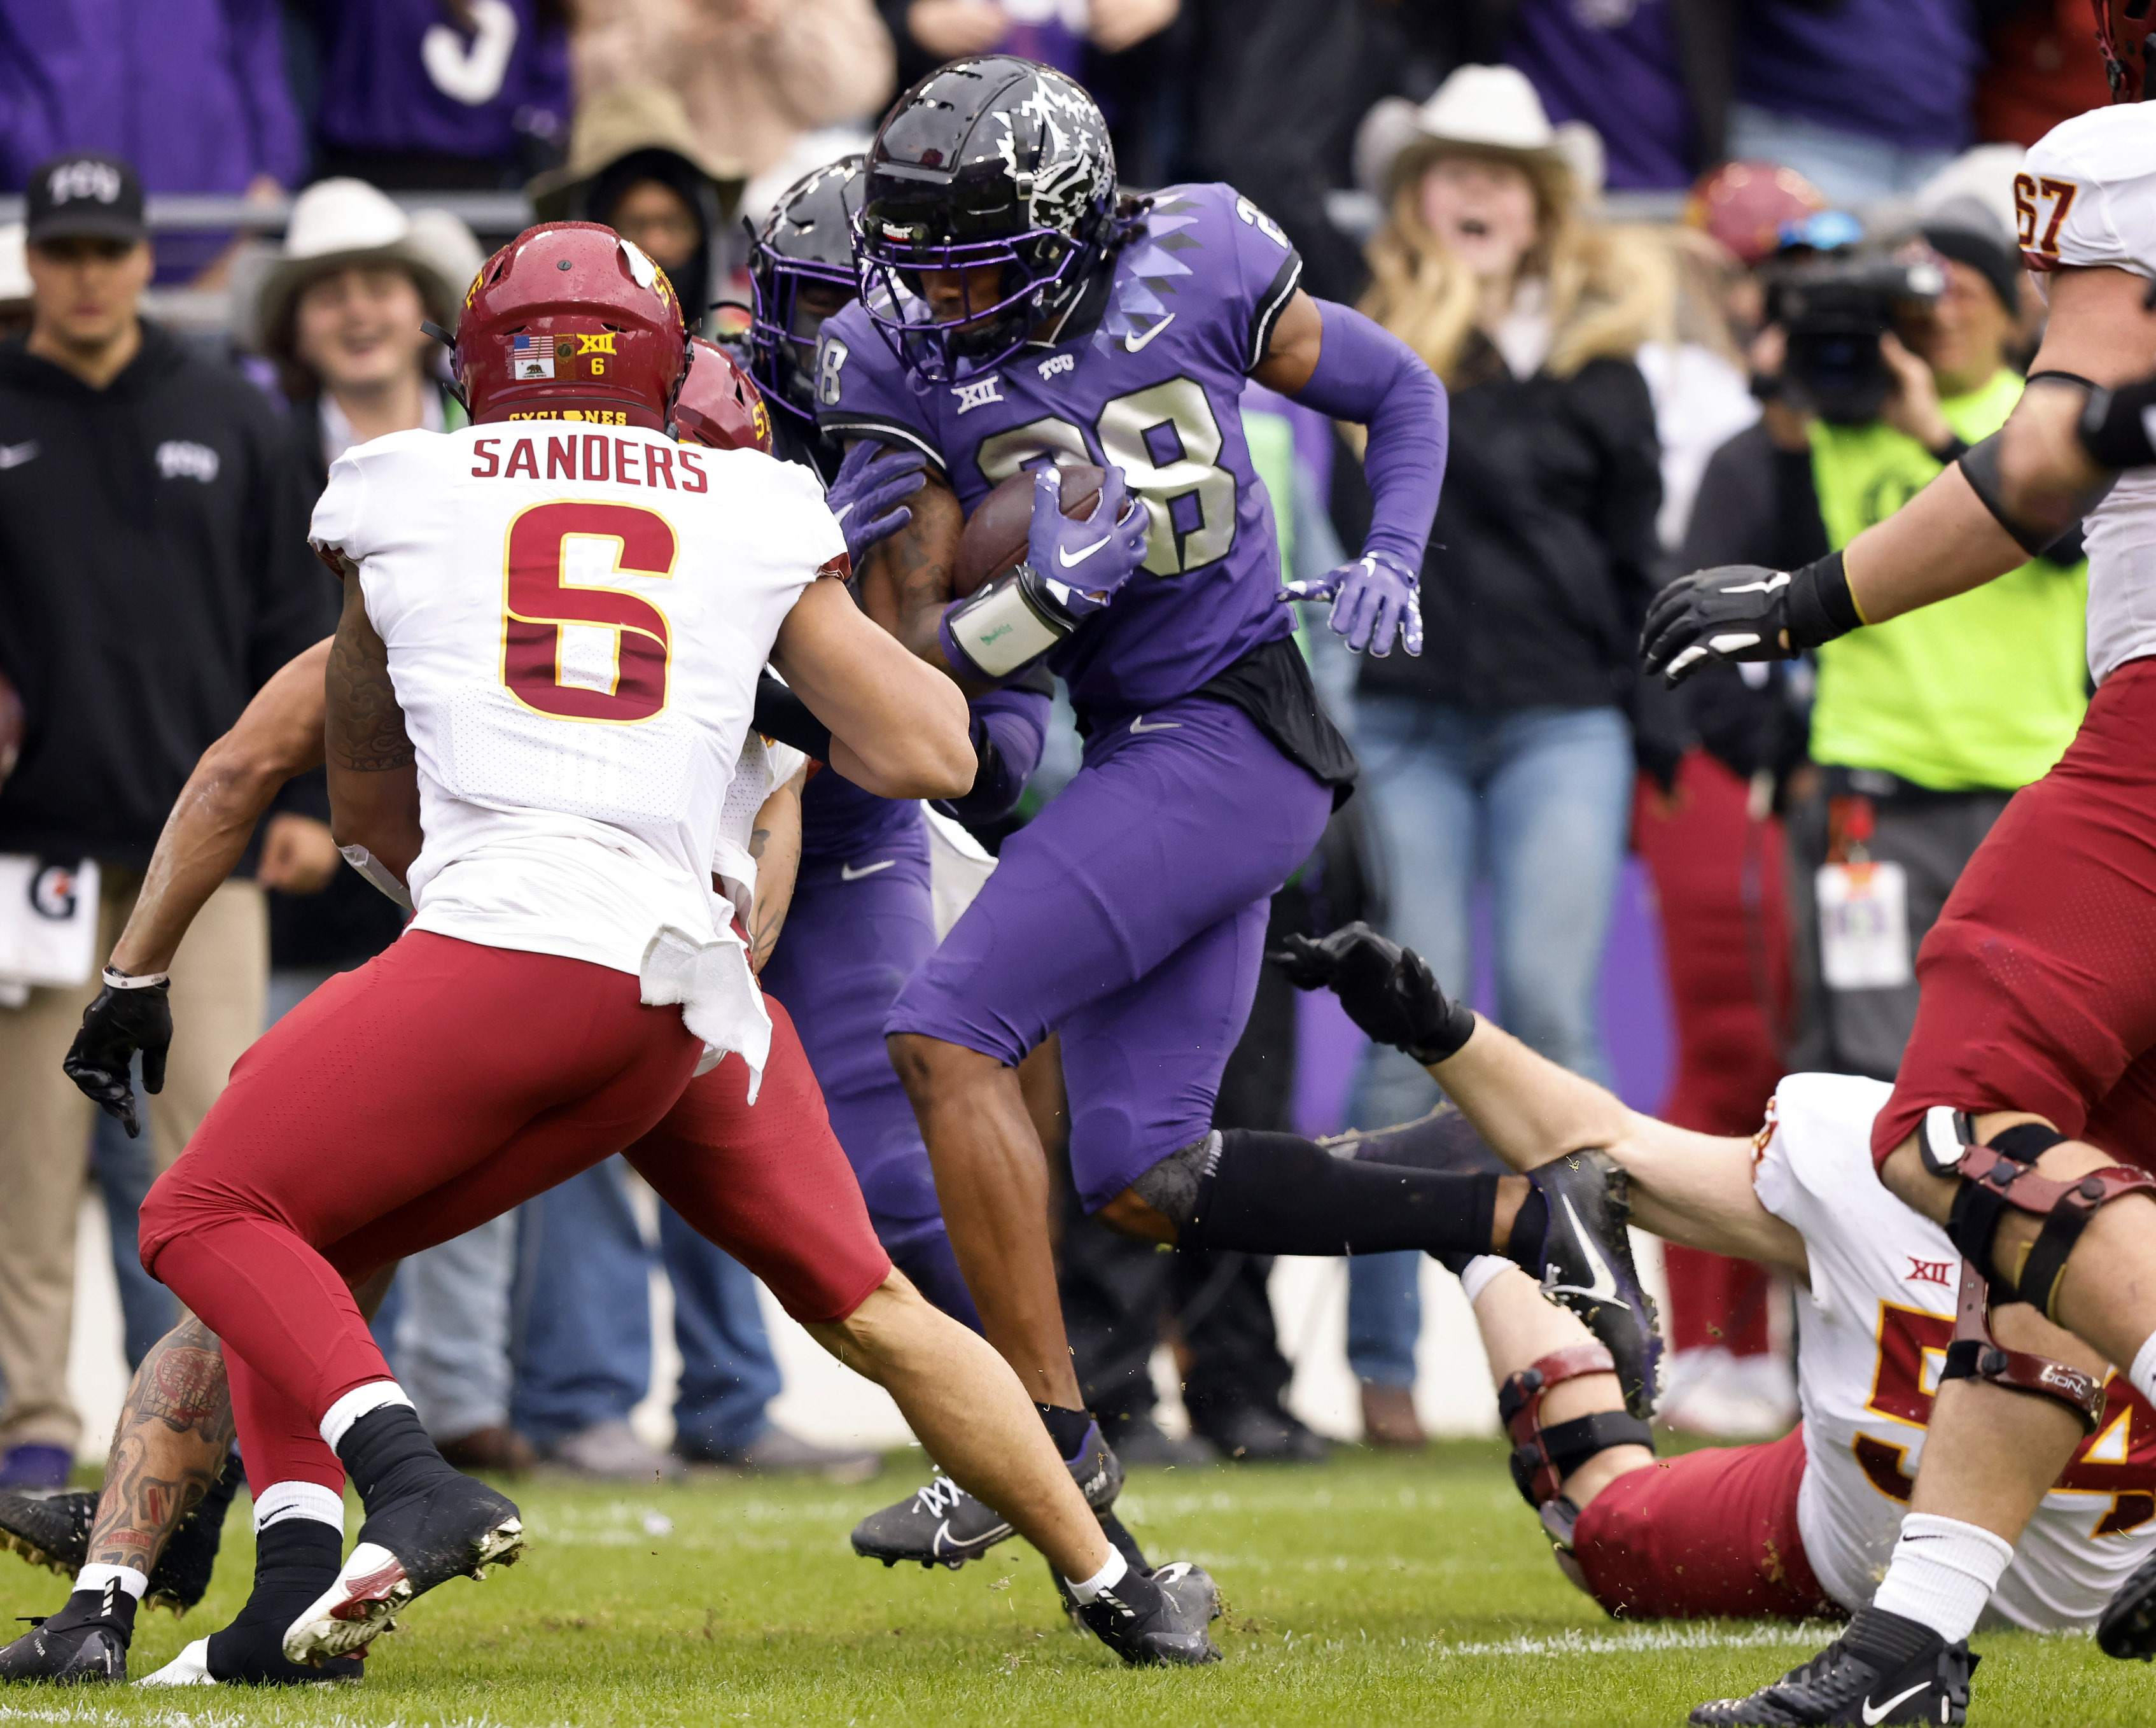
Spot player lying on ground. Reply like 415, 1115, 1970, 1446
810, 58, 1662, 1572
8, 228, 1218, 1683
1641, 87, 2156, 1724
1285, 925, 2156, 1649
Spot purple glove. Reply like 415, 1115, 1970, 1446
827, 440, 928, 565
1022, 463, 1149, 622
1280, 549, 1423, 657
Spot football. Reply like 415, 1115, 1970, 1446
952, 461, 1107, 597
0, 669, 22, 785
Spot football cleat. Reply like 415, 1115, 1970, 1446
0, 1580, 136, 1683
1690, 1607, 1977, 1725
281, 1475, 521, 1665
2099, 1546, 2156, 1659
1077, 1561, 1222, 1667
144, 1519, 364, 1685
851, 1422, 1123, 1570
0, 1471, 231, 1614
139, 1633, 363, 1687
1525, 1149, 1663, 1420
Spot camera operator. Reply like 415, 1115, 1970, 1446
1688, 209, 2089, 1082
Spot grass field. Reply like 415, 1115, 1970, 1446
2, 1442, 2153, 1726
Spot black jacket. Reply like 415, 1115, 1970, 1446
1336, 337, 1665, 713
0, 325, 333, 869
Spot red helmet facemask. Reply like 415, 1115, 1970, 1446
2095, 0, 2155, 100
673, 339, 774, 453
456, 221, 689, 430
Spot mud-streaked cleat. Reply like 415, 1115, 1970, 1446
281, 1475, 521, 1665
1690, 1606, 1976, 1724
1525, 1149, 1663, 1419
2100, 1547, 2156, 1659
1077, 1561, 1222, 1667
851, 1423, 1123, 1570
0, 1470, 232, 1616
0, 1581, 136, 1683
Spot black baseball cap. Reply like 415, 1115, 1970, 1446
25, 152, 146, 246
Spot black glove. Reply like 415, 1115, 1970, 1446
1639, 551, 1860, 688
63, 974, 172, 1139
1270, 922, 1477, 1064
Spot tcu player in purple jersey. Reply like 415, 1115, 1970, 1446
739, 157, 1049, 1334
818, 59, 1663, 1571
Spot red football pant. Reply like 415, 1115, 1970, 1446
1873, 657, 2156, 1171
1572, 1426, 1838, 1620
141, 931, 892, 1494
1634, 755, 1789, 1358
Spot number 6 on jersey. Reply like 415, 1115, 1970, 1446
502, 501, 676, 723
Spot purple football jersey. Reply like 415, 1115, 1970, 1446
815, 181, 1306, 719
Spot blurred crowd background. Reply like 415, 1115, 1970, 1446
0, 0, 2115, 1487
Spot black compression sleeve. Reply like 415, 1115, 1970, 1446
752, 674, 832, 761
1783, 549, 1863, 647
1184, 1129, 1499, 1257
2082, 375, 2156, 469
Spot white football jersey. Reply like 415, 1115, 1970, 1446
311, 420, 844, 1074
2019, 104, 2156, 684
1754, 1073, 2156, 1631
710, 729, 808, 924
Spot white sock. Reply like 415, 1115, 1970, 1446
1459, 1254, 1513, 1305
1868, 1513, 2015, 1642
252, 1480, 346, 1534
72, 1563, 148, 1601
318, 1380, 414, 1451
2131, 1331, 2156, 1408
1062, 1546, 1130, 1604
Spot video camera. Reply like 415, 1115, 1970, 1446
1765, 249, 1947, 424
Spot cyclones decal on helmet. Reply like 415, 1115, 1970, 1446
853, 57, 1117, 383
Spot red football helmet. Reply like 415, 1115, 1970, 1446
2095, 0, 2155, 99
673, 339, 773, 453
456, 221, 688, 430
1684, 162, 1828, 267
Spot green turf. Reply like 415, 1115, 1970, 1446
2, 1442, 2152, 1725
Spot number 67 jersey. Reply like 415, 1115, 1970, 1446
815, 181, 1304, 719
309, 419, 844, 1071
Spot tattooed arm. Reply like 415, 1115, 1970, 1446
745, 764, 808, 973
85, 1317, 236, 1578
323, 565, 423, 882
850, 453, 990, 691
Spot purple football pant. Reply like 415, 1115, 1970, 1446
886, 696, 1333, 1212
761, 822, 984, 1331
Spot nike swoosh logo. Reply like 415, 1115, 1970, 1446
1129, 716, 1182, 734
0, 440, 38, 470
1542, 1195, 1628, 1309
933, 1516, 1008, 1556
840, 859, 896, 881
1058, 536, 1114, 567
1719, 572, 1791, 597
1861, 1680, 1929, 1724
1124, 314, 1175, 353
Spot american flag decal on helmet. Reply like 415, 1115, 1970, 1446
510, 333, 555, 381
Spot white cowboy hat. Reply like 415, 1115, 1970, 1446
237, 178, 483, 359
1355, 64, 1607, 203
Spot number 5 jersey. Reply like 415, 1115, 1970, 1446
308, 420, 844, 1077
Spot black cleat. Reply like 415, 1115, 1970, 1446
281, 1473, 521, 1665
0, 1458, 235, 1615
1690, 1607, 1977, 1724
1077, 1561, 1222, 1666
851, 1422, 1123, 1570
1525, 1149, 1663, 1420
0, 1580, 136, 1683
2100, 1547, 2156, 1659
141, 1518, 363, 1686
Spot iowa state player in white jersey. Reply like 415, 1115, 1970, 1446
115, 225, 1219, 1677
1281, 924, 2156, 1641
1642, 52, 2156, 1722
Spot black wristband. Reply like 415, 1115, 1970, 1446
1784, 548, 1861, 649
1928, 433, 1972, 465
2081, 376, 2156, 469
751, 674, 832, 762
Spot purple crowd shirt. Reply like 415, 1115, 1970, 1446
1737, 0, 1979, 153
1504, 0, 1695, 189
313, 0, 571, 165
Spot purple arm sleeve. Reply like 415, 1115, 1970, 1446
934, 687, 1051, 825
1289, 300, 1448, 572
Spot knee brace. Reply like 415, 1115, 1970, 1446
1922, 1109, 2156, 1320
1498, 1343, 1654, 1545
1937, 1260, 2106, 1433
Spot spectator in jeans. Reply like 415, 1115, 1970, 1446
0, 154, 330, 1487
1329, 69, 1666, 1438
